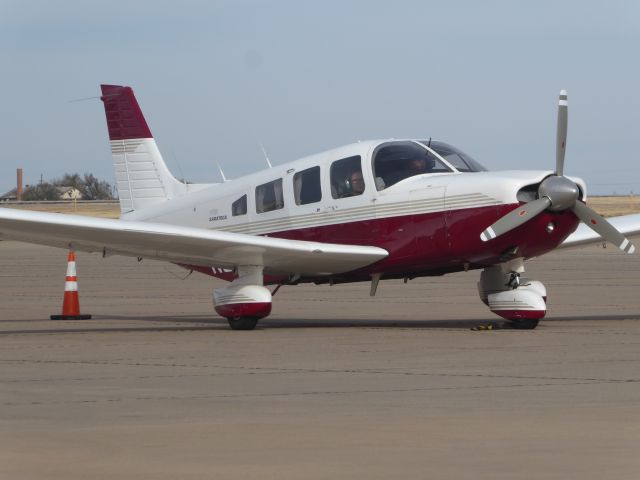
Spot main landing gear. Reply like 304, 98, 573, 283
477, 259, 547, 330
213, 262, 547, 331
212, 266, 272, 331
226, 316, 260, 331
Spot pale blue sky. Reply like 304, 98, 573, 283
1, 0, 638, 194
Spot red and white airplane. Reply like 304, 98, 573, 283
1, 86, 639, 330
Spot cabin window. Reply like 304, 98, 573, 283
372, 141, 452, 191
255, 178, 284, 213
293, 166, 322, 205
231, 195, 247, 216
330, 156, 364, 199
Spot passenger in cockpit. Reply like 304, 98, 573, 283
349, 170, 365, 195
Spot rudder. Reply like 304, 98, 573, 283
100, 85, 185, 214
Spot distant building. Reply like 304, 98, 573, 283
1, 186, 83, 201
0, 188, 17, 202
56, 187, 83, 200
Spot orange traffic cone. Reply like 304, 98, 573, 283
50, 250, 92, 320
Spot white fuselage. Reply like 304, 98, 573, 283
122, 139, 581, 239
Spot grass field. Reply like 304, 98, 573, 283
586, 195, 640, 217
1, 201, 120, 218
1, 196, 639, 219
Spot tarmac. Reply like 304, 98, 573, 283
1, 241, 639, 479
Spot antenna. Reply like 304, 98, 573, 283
427, 137, 432, 148
67, 95, 101, 104
169, 148, 187, 189
259, 143, 273, 169
216, 161, 230, 183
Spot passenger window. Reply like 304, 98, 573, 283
330, 156, 364, 199
255, 178, 284, 213
293, 166, 322, 205
373, 141, 452, 190
231, 195, 247, 216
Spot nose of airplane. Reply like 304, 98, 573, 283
480, 90, 634, 254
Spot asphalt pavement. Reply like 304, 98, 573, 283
1, 242, 639, 479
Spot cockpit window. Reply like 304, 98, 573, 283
372, 141, 452, 191
421, 140, 488, 172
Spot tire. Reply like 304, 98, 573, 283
508, 319, 540, 330
227, 317, 259, 331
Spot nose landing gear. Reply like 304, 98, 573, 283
478, 260, 547, 329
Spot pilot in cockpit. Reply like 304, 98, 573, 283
380, 151, 436, 188
408, 152, 435, 175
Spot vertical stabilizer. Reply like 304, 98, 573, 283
100, 85, 185, 214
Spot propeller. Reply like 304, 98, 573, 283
480, 90, 635, 254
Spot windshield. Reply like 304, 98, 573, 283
420, 140, 488, 172
372, 141, 453, 191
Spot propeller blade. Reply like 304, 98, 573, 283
571, 201, 635, 254
480, 197, 552, 241
556, 90, 568, 176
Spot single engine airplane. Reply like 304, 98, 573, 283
1, 86, 639, 330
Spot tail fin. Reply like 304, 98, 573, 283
100, 84, 185, 214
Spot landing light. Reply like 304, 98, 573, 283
546, 222, 556, 233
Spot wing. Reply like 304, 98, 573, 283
559, 213, 640, 249
0, 209, 388, 276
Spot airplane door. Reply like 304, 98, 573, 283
277, 166, 323, 242
318, 155, 377, 245
320, 195, 377, 244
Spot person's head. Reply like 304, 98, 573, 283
409, 157, 427, 173
349, 171, 365, 194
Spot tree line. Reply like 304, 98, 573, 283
22, 173, 116, 201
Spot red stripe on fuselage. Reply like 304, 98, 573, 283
182, 204, 580, 284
